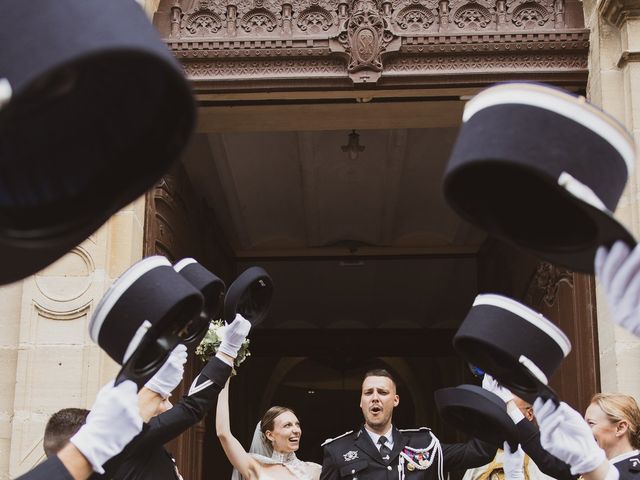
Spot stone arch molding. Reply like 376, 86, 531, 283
32, 245, 96, 321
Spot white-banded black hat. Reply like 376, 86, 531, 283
443, 82, 636, 273
224, 266, 273, 326
453, 294, 571, 403
174, 258, 226, 344
90, 256, 203, 388
434, 384, 519, 450
0, 0, 195, 285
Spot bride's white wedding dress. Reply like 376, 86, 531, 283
252, 451, 321, 480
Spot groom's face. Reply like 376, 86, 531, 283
360, 375, 399, 431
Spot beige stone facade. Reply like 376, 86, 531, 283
2, 0, 640, 478
585, 0, 640, 395
0, 198, 145, 479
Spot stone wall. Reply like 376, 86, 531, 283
0, 197, 146, 479
585, 0, 640, 398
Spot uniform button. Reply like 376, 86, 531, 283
387, 466, 392, 471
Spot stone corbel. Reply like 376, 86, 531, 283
598, 0, 640, 28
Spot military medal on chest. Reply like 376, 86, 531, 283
398, 441, 438, 479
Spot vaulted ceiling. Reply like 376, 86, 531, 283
181, 122, 485, 329
183, 127, 485, 258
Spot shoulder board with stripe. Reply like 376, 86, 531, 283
321, 430, 354, 446
399, 427, 431, 433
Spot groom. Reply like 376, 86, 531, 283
321, 369, 498, 480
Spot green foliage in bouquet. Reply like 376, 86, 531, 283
195, 320, 251, 372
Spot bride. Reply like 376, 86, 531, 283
216, 381, 321, 480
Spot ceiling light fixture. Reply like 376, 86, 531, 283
341, 129, 365, 160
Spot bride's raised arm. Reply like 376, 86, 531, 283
216, 380, 260, 480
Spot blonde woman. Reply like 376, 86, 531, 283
534, 393, 640, 480
585, 393, 640, 480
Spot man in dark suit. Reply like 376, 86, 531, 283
22, 315, 251, 480
320, 369, 498, 480
94, 314, 251, 480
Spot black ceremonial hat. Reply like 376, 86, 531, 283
453, 294, 571, 403
0, 0, 195, 285
443, 82, 636, 273
434, 384, 519, 450
89, 256, 204, 388
223, 266, 273, 326
174, 258, 226, 345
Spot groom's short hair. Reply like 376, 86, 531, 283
43, 408, 89, 457
363, 368, 397, 387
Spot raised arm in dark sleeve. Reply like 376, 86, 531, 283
134, 357, 232, 449
442, 438, 499, 472
517, 418, 576, 480
94, 356, 232, 478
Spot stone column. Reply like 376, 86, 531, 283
2, 198, 146, 478
584, 0, 640, 397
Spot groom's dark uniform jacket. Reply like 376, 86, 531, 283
17, 356, 232, 480
320, 426, 497, 480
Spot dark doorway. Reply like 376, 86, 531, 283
200, 328, 474, 479
269, 357, 417, 463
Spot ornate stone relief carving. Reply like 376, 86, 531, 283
163, 0, 584, 84
337, 0, 396, 76
241, 7, 279, 32
395, 6, 436, 31
447, 0, 495, 30
506, 0, 557, 28
525, 261, 574, 308
297, 5, 335, 32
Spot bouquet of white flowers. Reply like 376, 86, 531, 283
195, 319, 251, 371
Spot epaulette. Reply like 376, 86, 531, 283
321, 430, 354, 446
399, 427, 431, 433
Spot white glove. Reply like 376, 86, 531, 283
595, 241, 640, 337
533, 398, 606, 475
70, 380, 143, 474
217, 314, 251, 358
144, 343, 188, 398
482, 374, 515, 403
503, 442, 525, 480
482, 375, 523, 423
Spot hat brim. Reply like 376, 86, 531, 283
454, 337, 560, 404
0, 0, 195, 285
223, 266, 273, 326
444, 161, 636, 273
536, 190, 636, 273
434, 384, 519, 450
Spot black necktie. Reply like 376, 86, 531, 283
378, 435, 392, 463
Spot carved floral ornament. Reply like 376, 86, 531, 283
167, 0, 574, 82
170, 0, 565, 37
525, 261, 574, 308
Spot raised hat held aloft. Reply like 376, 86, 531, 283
443, 82, 636, 273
